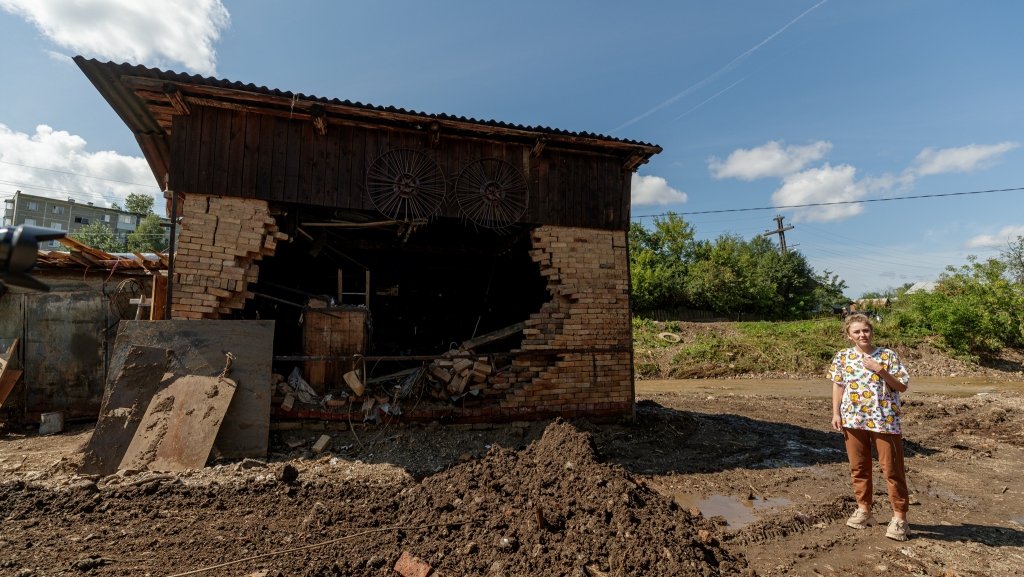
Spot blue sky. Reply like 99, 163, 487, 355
1, 0, 1022, 297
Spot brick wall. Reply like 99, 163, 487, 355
172, 194, 287, 319
496, 226, 634, 418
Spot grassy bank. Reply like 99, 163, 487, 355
632, 317, 928, 379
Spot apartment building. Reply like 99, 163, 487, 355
2, 190, 167, 249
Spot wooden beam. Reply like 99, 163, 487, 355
622, 150, 647, 172
310, 104, 327, 136
163, 83, 191, 115
459, 322, 526, 351
530, 138, 546, 158
428, 120, 441, 147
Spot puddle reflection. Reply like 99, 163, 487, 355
674, 493, 792, 529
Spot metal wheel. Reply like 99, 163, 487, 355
110, 278, 145, 320
365, 149, 447, 221
454, 158, 528, 229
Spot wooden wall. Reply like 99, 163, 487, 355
168, 105, 632, 230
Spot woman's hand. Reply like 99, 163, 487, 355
831, 413, 842, 431
863, 356, 885, 373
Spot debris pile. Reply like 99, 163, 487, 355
0, 420, 749, 576
424, 352, 499, 399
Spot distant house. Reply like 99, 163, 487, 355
905, 281, 937, 294
851, 297, 890, 310
1, 190, 169, 248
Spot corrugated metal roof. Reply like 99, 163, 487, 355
74, 57, 661, 151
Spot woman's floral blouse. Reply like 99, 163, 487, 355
828, 347, 910, 434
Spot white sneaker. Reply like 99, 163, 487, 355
886, 518, 910, 541
846, 509, 875, 529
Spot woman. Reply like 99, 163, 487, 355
828, 313, 911, 541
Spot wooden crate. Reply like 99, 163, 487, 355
303, 306, 367, 392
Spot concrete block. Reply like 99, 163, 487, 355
311, 434, 332, 454
39, 411, 64, 435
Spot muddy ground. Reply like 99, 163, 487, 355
2, 380, 1024, 576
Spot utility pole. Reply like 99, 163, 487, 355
761, 214, 794, 253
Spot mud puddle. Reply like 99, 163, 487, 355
674, 493, 792, 529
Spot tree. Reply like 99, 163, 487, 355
125, 193, 155, 215
812, 270, 849, 309
72, 222, 123, 253
627, 212, 849, 319
628, 215, 696, 313
1001, 235, 1024, 285
125, 214, 168, 253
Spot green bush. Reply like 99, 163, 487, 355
883, 258, 1024, 358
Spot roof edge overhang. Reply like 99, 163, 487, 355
74, 57, 662, 182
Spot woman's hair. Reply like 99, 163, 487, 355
843, 313, 874, 335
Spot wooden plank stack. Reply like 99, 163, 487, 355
423, 352, 495, 399
172, 194, 288, 319
43, 237, 166, 271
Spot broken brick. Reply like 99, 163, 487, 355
393, 550, 432, 577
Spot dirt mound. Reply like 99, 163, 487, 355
905, 394, 1024, 447
393, 419, 748, 576
0, 420, 748, 576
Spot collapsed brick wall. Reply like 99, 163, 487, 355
500, 225, 634, 418
172, 194, 287, 319
268, 224, 635, 425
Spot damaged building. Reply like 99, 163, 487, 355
30, 58, 662, 433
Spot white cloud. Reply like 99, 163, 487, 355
0, 0, 229, 75
631, 173, 688, 206
709, 140, 832, 180
908, 142, 1019, 177
0, 123, 161, 213
965, 225, 1024, 249
771, 163, 866, 222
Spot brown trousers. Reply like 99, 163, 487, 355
842, 427, 909, 513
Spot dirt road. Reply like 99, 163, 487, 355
633, 379, 1024, 576
2, 379, 1023, 576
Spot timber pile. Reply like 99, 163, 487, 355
39, 237, 167, 271
172, 195, 289, 319
423, 353, 496, 399
419, 322, 524, 400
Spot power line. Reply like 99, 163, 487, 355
0, 159, 160, 188
0, 180, 117, 202
632, 186, 1024, 219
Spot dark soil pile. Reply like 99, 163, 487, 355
0, 420, 748, 576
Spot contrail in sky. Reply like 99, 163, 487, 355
672, 76, 748, 121
611, 0, 829, 133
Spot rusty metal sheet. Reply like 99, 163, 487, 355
119, 373, 236, 472
22, 291, 106, 417
78, 345, 171, 475
110, 320, 275, 459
